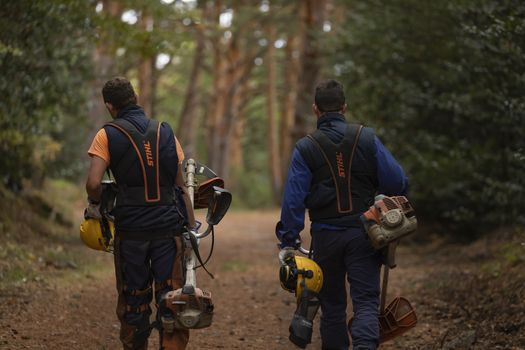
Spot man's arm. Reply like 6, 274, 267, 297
86, 155, 108, 202
176, 165, 196, 228
86, 129, 110, 202
374, 136, 409, 196
276, 148, 312, 248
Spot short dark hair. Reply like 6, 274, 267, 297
102, 77, 137, 111
314, 79, 346, 112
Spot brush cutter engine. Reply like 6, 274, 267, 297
361, 195, 417, 250
160, 285, 214, 331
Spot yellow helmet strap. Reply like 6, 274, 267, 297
100, 217, 113, 246
297, 268, 314, 279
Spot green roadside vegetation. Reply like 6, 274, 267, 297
418, 227, 525, 347
0, 180, 113, 289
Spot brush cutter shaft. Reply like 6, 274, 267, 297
185, 159, 196, 207
183, 159, 198, 288
380, 266, 389, 313
183, 233, 197, 287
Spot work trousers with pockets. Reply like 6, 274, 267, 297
312, 227, 382, 350
114, 234, 189, 350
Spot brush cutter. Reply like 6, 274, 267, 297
348, 195, 418, 343
347, 242, 417, 344
160, 159, 232, 330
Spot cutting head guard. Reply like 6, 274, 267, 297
279, 256, 323, 300
79, 218, 114, 252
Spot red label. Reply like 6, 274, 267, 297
336, 152, 345, 177
143, 141, 154, 167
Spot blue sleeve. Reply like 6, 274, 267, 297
374, 136, 409, 196
276, 148, 312, 248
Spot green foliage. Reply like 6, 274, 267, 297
0, 0, 94, 188
335, 0, 525, 234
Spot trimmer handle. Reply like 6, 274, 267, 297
298, 246, 311, 255
192, 225, 213, 239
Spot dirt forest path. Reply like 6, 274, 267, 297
1, 211, 523, 349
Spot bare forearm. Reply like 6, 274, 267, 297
86, 183, 102, 202
86, 156, 107, 203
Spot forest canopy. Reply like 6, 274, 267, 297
0, 0, 523, 235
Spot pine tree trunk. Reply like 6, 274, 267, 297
85, 1, 121, 152
280, 28, 302, 179
207, 0, 226, 173
293, 0, 327, 142
177, 22, 206, 158
138, 14, 155, 117
266, 25, 283, 203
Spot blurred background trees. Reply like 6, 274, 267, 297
0, 0, 523, 235
335, 0, 525, 234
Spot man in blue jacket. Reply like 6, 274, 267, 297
277, 79, 408, 350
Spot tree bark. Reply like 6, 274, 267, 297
207, 0, 226, 173
137, 14, 155, 117
293, 0, 328, 142
279, 26, 302, 178
85, 1, 121, 153
266, 25, 282, 203
206, 1, 256, 180
177, 22, 206, 158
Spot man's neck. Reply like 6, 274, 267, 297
317, 112, 346, 128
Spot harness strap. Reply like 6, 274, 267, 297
306, 124, 363, 213
105, 118, 163, 203
126, 303, 151, 314
123, 285, 152, 297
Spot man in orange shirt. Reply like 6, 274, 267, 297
85, 77, 195, 349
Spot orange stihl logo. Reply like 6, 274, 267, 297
143, 141, 154, 167
336, 152, 345, 177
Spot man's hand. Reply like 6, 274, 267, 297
84, 202, 102, 219
278, 247, 296, 266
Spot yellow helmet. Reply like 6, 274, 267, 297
280, 256, 323, 300
79, 218, 114, 252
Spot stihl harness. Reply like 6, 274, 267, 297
105, 118, 175, 207
308, 124, 362, 215
298, 124, 375, 224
